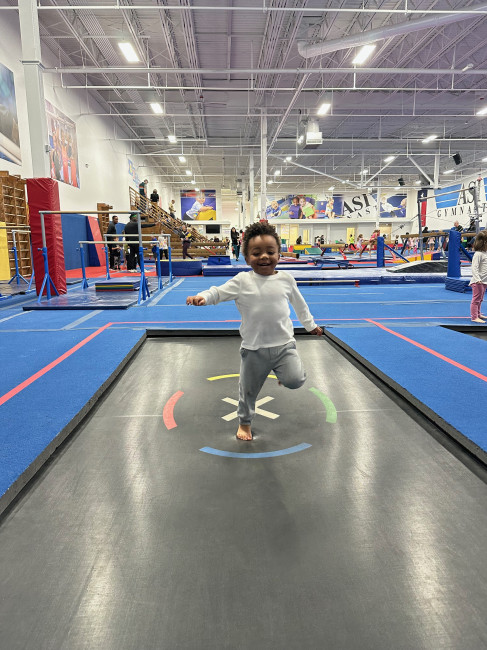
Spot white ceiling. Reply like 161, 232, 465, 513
29, 0, 487, 193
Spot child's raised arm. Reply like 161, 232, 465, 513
186, 295, 206, 306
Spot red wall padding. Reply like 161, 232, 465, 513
27, 178, 67, 296
86, 216, 105, 266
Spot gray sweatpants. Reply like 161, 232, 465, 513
237, 341, 306, 425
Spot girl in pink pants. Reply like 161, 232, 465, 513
469, 232, 487, 323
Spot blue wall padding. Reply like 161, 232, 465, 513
61, 213, 88, 270
161, 260, 202, 276
85, 216, 103, 266
376, 236, 385, 267
447, 229, 461, 277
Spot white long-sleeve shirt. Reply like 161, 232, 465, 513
197, 270, 318, 350
469, 250, 487, 285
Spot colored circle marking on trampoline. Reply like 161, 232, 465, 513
162, 376, 336, 458
200, 443, 312, 459
163, 390, 184, 429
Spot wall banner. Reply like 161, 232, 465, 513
46, 101, 80, 188
180, 189, 216, 220
0, 62, 21, 165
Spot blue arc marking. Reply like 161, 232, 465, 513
199, 443, 311, 459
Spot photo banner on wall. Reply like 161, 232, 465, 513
0, 62, 21, 165
128, 159, 140, 188
46, 101, 80, 188
180, 189, 216, 220
266, 192, 407, 219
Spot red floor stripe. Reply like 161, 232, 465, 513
0, 323, 113, 407
163, 391, 184, 429
365, 319, 487, 383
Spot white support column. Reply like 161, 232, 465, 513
375, 180, 381, 228
433, 152, 440, 188
260, 111, 267, 221
249, 151, 254, 223
19, 0, 50, 177
242, 179, 247, 228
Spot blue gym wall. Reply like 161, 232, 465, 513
61, 213, 89, 270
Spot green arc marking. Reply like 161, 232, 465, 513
309, 387, 337, 423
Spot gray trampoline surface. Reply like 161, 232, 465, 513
1, 336, 486, 650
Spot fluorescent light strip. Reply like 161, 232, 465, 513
150, 102, 164, 114
317, 102, 331, 116
352, 44, 376, 65
178, 155, 186, 163
168, 134, 177, 143
118, 42, 139, 63
443, 169, 454, 174
384, 156, 395, 163
476, 106, 487, 116
422, 134, 437, 143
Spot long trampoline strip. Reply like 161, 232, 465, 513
0, 323, 113, 407
365, 319, 487, 383
163, 390, 184, 429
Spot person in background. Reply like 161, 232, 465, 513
150, 189, 159, 203
123, 213, 155, 272
230, 227, 239, 260
169, 200, 176, 218
158, 233, 169, 260
453, 220, 463, 232
139, 179, 148, 197
180, 223, 194, 259
469, 231, 487, 323
106, 214, 119, 270
296, 235, 302, 245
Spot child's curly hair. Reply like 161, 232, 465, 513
242, 222, 281, 258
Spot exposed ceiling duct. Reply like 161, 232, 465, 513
298, 2, 487, 58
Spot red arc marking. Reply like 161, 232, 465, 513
163, 390, 184, 429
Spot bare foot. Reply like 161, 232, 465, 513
236, 424, 252, 441
471, 318, 485, 323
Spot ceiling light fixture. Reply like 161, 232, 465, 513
422, 134, 438, 143
482, 156, 487, 162
297, 135, 304, 144
190, 180, 196, 184
285, 156, 292, 162
317, 102, 331, 116
195, 187, 200, 191
352, 44, 376, 65
443, 169, 454, 174
328, 186, 335, 191
415, 180, 421, 185
274, 170, 281, 176
476, 106, 487, 116
150, 102, 164, 114
178, 155, 186, 163
384, 156, 396, 163
361, 169, 369, 175
168, 134, 177, 143
268, 180, 273, 184
185, 169, 192, 176
118, 42, 139, 62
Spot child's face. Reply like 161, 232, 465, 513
271, 201, 279, 209
245, 235, 279, 276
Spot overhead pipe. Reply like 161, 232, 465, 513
60, 84, 487, 92
2, 4, 487, 13
47, 66, 487, 75
298, 2, 487, 58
